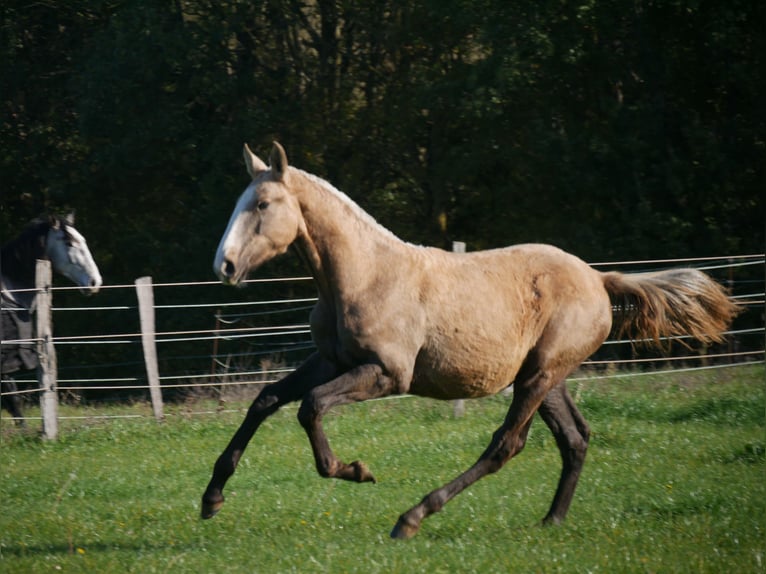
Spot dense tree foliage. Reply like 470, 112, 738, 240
2, 0, 762, 281
1, 1, 761, 395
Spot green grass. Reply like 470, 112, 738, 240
1, 364, 764, 573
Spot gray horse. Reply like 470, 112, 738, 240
201, 142, 739, 539
1, 214, 101, 426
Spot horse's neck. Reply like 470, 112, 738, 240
1, 274, 35, 310
1, 236, 45, 309
293, 171, 407, 300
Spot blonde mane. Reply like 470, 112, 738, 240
294, 168, 408, 246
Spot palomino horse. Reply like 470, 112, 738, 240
201, 142, 739, 539
1, 214, 102, 426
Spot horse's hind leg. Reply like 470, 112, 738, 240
537, 382, 590, 525
391, 357, 565, 540
1, 379, 26, 428
200, 352, 337, 519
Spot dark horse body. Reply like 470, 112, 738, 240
1, 214, 101, 426
201, 143, 739, 538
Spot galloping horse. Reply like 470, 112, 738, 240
1, 214, 102, 426
201, 142, 739, 539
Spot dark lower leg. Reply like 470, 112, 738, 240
200, 402, 272, 518
301, 419, 377, 483
201, 354, 335, 519
1, 380, 26, 427
297, 363, 397, 483
390, 377, 551, 539
538, 383, 590, 525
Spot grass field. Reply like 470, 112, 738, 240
1, 364, 764, 573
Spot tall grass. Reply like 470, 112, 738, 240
1, 364, 764, 573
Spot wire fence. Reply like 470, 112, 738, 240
1, 253, 764, 428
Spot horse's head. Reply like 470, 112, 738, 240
46, 214, 102, 295
214, 142, 303, 285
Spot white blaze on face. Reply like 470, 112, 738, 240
47, 226, 102, 294
214, 182, 257, 283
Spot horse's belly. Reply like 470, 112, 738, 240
409, 346, 525, 400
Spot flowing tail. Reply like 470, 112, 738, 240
601, 268, 741, 349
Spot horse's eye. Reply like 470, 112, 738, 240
257, 201, 270, 211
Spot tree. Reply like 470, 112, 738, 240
2, 0, 762, 277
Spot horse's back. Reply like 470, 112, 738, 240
409, 243, 611, 399
419, 243, 606, 324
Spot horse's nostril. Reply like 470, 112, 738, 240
223, 259, 235, 278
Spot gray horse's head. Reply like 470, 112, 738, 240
214, 142, 303, 285
46, 214, 102, 295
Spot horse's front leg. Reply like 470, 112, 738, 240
1, 379, 26, 428
297, 363, 399, 484
200, 352, 336, 519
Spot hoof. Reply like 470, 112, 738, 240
200, 497, 224, 520
390, 517, 420, 540
542, 514, 563, 527
351, 460, 377, 483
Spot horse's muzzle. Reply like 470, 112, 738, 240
222, 258, 236, 280
216, 257, 242, 286
79, 276, 102, 296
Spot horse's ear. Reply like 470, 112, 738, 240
243, 143, 268, 178
270, 141, 289, 183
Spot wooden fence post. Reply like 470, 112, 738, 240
211, 309, 221, 380
36, 259, 58, 440
135, 276, 164, 422
452, 241, 466, 418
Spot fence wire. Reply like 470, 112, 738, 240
1, 254, 763, 425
